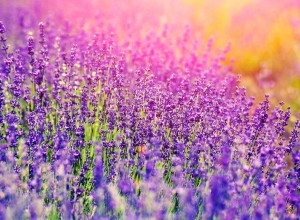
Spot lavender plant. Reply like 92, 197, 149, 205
0, 8, 300, 220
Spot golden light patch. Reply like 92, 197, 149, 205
285, 153, 294, 170
137, 145, 147, 155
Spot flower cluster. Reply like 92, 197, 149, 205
0, 10, 300, 220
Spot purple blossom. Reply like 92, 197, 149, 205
0, 4, 298, 219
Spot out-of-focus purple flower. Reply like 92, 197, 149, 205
0, 21, 6, 34
118, 178, 134, 195
208, 174, 230, 218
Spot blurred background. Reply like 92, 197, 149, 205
186, 0, 300, 113
1, 0, 300, 112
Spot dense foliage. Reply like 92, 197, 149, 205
0, 12, 300, 220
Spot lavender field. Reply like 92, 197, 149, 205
0, 1, 300, 219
